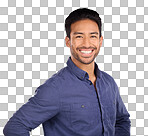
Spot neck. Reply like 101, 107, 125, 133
71, 57, 95, 79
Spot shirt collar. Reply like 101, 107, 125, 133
66, 57, 100, 80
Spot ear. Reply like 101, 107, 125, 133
99, 36, 103, 47
65, 36, 70, 48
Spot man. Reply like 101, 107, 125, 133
3, 8, 131, 136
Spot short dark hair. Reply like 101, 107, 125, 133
65, 8, 102, 38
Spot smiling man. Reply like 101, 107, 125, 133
3, 8, 131, 136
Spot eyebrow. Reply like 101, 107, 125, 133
90, 32, 99, 35
73, 32, 99, 35
73, 32, 84, 35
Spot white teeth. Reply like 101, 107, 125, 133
80, 50, 92, 54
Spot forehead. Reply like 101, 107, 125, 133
70, 19, 99, 33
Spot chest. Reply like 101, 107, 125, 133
57, 79, 116, 134
59, 77, 116, 109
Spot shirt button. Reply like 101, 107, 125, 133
81, 105, 85, 108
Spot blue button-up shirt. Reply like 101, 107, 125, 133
3, 57, 131, 136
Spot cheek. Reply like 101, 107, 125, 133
71, 39, 83, 47
90, 39, 99, 46
91, 41, 101, 52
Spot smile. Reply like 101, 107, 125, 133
78, 49, 94, 56
80, 50, 93, 54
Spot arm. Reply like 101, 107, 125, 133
3, 79, 60, 136
114, 82, 131, 136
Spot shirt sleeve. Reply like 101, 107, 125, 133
3, 79, 60, 136
114, 81, 131, 136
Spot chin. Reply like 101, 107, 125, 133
71, 51, 96, 65
78, 57, 95, 65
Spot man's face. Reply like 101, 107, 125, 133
65, 19, 103, 65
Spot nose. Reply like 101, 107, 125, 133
83, 37, 90, 48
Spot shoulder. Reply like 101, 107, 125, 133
100, 70, 118, 90
45, 66, 68, 86
100, 70, 115, 82
32, 66, 71, 102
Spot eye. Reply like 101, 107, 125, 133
76, 36, 83, 38
91, 35, 97, 38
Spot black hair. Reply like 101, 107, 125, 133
65, 8, 102, 38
